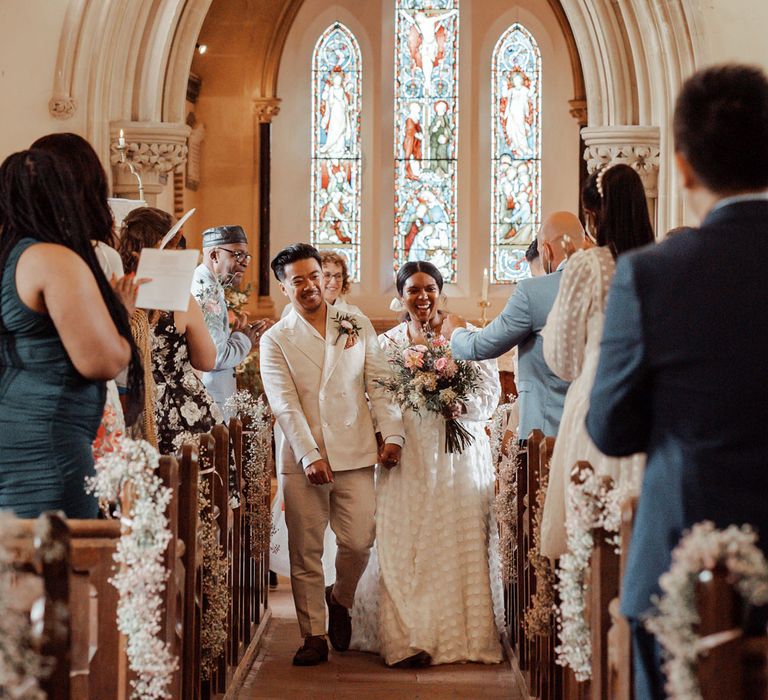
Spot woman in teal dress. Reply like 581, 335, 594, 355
0, 148, 143, 518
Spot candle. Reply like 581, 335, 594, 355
118, 128, 126, 148
482, 267, 489, 303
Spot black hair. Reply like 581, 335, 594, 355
580, 164, 655, 257
674, 64, 768, 193
524, 238, 539, 263
270, 242, 322, 281
395, 260, 444, 296
0, 149, 144, 425
30, 133, 117, 247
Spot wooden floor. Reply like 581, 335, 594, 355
239, 586, 520, 699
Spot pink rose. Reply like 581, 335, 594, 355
434, 357, 449, 373
432, 336, 448, 348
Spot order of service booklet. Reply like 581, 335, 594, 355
134, 248, 200, 312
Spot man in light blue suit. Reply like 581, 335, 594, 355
191, 225, 268, 416
442, 212, 587, 438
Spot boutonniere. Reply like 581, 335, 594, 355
334, 313, 362, 349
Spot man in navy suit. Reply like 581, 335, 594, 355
587, 64, 768, 699
443, 212, 587, 439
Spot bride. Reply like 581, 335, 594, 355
350, 260, 503, 666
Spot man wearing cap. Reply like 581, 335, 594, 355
192, 225, 268, 415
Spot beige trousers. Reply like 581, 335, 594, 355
283, 466, 376, 637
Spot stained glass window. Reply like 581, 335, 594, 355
311, 23, 362, 281
394, 0, 459, 283
490, 24, 541, 283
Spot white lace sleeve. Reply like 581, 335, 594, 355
542, 249, 597, 382
463, 356, 501, 421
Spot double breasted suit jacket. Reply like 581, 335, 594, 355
260, 303, 404, 474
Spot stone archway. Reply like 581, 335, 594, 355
52, 0, 699, 234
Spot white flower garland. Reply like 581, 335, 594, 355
555, 464, 624, 680
490, 401, 519, 584
645, 521, 768, 700
0, 513, 48, 700
224, 391, 273, 558
87, 438, 177, 700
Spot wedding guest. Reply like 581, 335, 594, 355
119, 207, 221, 454
281, 250, 363, 318
192, 226, 267, 417
442, 212, 587, 439
350, 261, 503, 667
539, 164, 654, 560
0, 149, 140, 518
586, 64, 768, 699
31, 132, 131, 452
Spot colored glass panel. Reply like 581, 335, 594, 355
311, 23, 362, 280
394, 0, 459, 283
491, 24, 542, 283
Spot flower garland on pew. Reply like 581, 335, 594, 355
87, 438, 177, 700
489, 400, 519, 584
644, 522, 768, 700
0, 512, 49, 700
555, 464, 624, 681
224, 391, 274, 558
172, 431, 229, 680
524, 466, 557, 636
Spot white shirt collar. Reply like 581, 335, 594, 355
709, 191, 768, 215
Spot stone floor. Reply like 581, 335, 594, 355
238, 586, 521, 699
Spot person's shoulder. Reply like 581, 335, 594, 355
20, 241, 83, 271
378, 321, 407, 345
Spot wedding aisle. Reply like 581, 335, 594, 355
240, 586, 520, 699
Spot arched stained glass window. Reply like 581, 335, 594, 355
394, 0, 459, 283
491, 24, 542, 282
311, 23, 362, 281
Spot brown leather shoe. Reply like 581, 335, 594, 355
325, 585, 352, 651
292, 635, 328, 666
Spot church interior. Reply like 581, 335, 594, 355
1, 0, 768, 698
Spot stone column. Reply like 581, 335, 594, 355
581, 126, 661, 231
252, 98, 281, 318
569, 99, 589, 223
108, 122, 190, 206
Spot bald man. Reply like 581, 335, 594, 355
443, 212, 586, 438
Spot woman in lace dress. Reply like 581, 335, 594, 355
539, 164, 655, 559
119, 207, 222, 454
351, 261, 503, 667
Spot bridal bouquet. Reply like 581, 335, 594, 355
379, 330, 481, 454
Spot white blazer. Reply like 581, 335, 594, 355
260, 303, 404, 474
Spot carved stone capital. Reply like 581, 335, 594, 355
581, 126, 661, 198
49, 96, 76, 120
108, 121, 191, 173
568, 98, 588, 126
253, 98, 281, 123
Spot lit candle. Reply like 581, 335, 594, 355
482, 267, 489, 303
118, 128, 126, 148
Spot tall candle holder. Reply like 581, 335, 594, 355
478, 299, 491, 328
114, 129, 144, 201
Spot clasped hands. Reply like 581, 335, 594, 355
233, 314, 274, 345
304, 443, 403, 485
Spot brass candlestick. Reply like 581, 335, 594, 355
114, 131, 144, 201
478, 299, 491, 328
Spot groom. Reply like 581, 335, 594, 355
260, 243, 405, 666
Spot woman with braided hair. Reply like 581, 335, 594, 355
0, 148, 143, 518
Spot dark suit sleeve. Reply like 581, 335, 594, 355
451, 282, 532, 360
586, 257, 652, 456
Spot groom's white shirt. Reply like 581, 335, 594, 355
260, 303, 404, 474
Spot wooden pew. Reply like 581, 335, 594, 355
608, 497, 637, 700
2, 512, 72, 700
696, 566, 768, 700
179, 441, 203, 700
229, 417, 244, 668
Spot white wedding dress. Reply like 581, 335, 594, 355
350, 322, 504, 666
539, 247, 646, 559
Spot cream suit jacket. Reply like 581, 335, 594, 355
260, 304, 404, 474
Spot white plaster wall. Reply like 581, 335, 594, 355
272, 0, 579, 320
692, 0, 768, 67
0, 1, 85, 160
